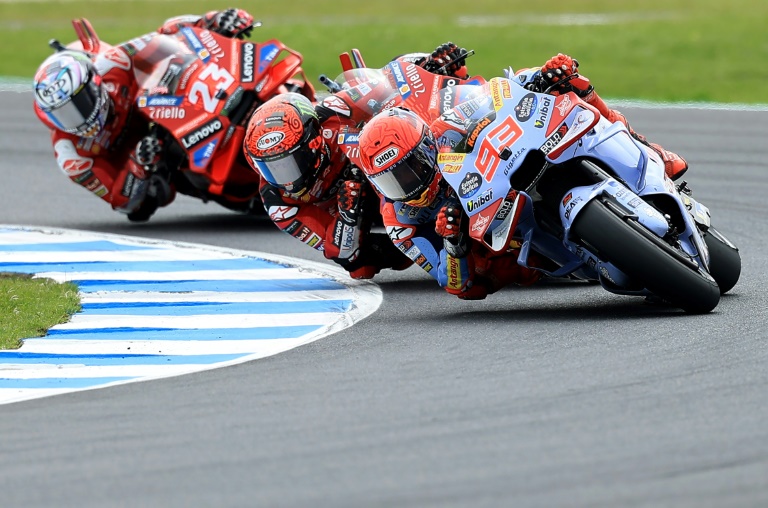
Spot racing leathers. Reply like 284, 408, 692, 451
379, 179, 541, 300
34, 9, 257, 221
254, 99, 412, 279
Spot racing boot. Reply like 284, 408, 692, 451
647, 142, 688, 181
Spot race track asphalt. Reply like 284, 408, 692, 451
0, 89, 767, 507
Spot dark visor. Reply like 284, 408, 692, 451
368, 137, 437, 202
249, 142, 316, 191
50, 79, 102, 134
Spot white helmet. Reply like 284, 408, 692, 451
33, 50, 110, 138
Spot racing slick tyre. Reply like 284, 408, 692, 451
572, 199, 721, 314
703, 227, 741, 294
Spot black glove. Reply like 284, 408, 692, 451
131, 135, 163, 171
337, 180, 365, 225
211, 8, 254, 39
435, 205, 462, 240
419, 42, 468, 77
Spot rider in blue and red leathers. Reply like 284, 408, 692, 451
356, 52, 687, 299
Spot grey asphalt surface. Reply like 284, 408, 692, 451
1, 90, 767, 508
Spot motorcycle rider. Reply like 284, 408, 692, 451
357, 107, 542, 300
32, 8, 257, 222
355, 53, 688, 298
242, 43, 469, 279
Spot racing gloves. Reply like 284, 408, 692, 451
536, 53, 594, 98
419, 42, 470, 80
435, 205, 470, 258
435, 204, 462, 239
123, 134, 174, 221
207, 8, 255, 39
132, 135, 162, 172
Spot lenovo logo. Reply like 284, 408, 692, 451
181, 119, 223, 148
241, 43, 255, 83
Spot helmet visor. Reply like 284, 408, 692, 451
368, 136, 437, 202
47, 79, 105, 136
249, 141, 317, 192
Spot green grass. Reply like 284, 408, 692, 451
1, 0, 766, 103
0, 273, 81, 349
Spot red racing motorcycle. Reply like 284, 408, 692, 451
64, 18, 316, 218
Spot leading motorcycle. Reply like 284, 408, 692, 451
434, 76, 741, 313
327, 53, 740, 313
59, 18, 316, 220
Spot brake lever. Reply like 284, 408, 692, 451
434, 49, 475, 75
543, 73, 578, 95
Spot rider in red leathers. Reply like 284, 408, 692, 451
32, 8, 257, 222
242, 43, 470, 279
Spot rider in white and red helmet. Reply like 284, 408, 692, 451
32, 8, 256, 222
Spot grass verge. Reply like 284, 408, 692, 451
0, 272, 81, 350
0, 0, 766, 103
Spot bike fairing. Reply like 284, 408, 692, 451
430, 74, 727, 312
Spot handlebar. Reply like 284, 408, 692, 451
542, 73, 579, 95
434, 49, 475, 75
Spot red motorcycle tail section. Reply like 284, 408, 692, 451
72, 18, 101, 53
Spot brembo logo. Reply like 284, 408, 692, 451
374, 147, 399, 168
182, 119, 223, 148
241, 43, 255, 83
257, 131, 284, 150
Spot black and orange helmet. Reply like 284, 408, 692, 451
358, 107, 440, 206
244, 92, 324, 194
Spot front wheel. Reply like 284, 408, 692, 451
704, 227, 741, 294
572, 200, 720, 313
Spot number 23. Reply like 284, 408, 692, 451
189, 63, 235, 113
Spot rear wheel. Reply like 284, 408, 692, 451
703, 227, 741, 294
572, 200, 720, 313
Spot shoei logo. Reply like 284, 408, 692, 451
374, 147, 399, 168
257, 131, 285, 150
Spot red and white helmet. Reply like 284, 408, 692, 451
33, 50, 111, 138
358, 107, 440, 206
243, 93, 325, 195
